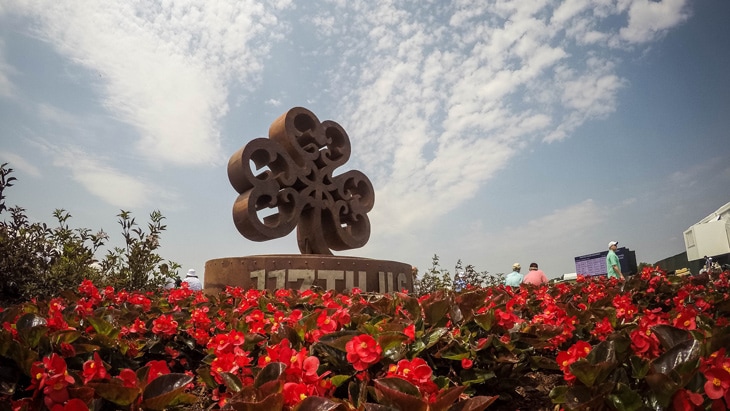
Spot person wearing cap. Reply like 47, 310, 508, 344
522, 262, 548, 285
504, 263, 523, 287
606, 241, 624, 279
183, 268, 203, 291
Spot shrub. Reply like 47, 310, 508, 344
0, 163, 179, 302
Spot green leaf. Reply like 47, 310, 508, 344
424, 299, 451, 326
87, 382, 141, 406
195, 366, 218, 389
221, 371, 244, 393
86, 315, 115, 337
651, 325, 692, 350
227, 391, 285, 411
446, 395, 499, 411
395, 292, 422, 321
430, 385, 465, 411
570, 359, 616, 387
529, 355, 560, 371
549, 385, 570, 404
649, 339, 700, 378
629, 356, 650, 379
607, 383, 644, 411
255, 362, 286, 389
140, 373, 194, 411
15, 313, 46, 331
15, 314, 48, 349
473, 312, 495, 332
645, 339, 701, 408
329, 374, 351, 388
314, 331, 361, 352
372, 378, 427, 411
423, 328, 449, 351
644, 373, 677, 409
50, 329, 82, 345
378, 331, 409, 361
709, 325, 730, 354
293, 396, 346, 411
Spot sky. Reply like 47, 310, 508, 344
1, 0, 729, 283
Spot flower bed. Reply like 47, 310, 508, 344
1, 267, 729, 410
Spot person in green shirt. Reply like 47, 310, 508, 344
606, 241, 625, 279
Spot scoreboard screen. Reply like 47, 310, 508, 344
574, 247, 634, 277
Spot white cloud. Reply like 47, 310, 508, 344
2, 0, 694, 259
491, 199, 605, 251
0, 152, 42, 178
48, 145, 173, 209
7, 1, 292, 167
315, 1, 659, 234
620, 0, 690, 43
0, 39, 16, 98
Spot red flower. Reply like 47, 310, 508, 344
345, 334, 382, 371
672, 388, 705, 411
50, 398, 89, 411
82, 352, 109, 384
145, 360, 170, 383
703, 367, 730, 400
151, 314, 178, 338
387, 358, 433, 385
592, 317, 614, 341
59, 342, 76, 358
673, 307, 698, 330
461, 358, 473, 369
127, 293, 152, 311
316, 310, 338, 334
404, 324, 416, 343
494, 308, 520, 330
283, 382, 310, 406
557, 341, 592, 383
612, 294, 637, 321
116, 368, 138, 388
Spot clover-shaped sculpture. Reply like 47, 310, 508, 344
227, 107, 375, 255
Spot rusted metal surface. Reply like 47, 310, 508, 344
204, 255, 413, 294
228, 107, 374, 254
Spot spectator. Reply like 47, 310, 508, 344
522, 262, 548, 285
504, 263, 523, 287
606, 241, 624, 280
183, 269, 203, 291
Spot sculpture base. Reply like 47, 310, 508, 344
204, 255, 413, 294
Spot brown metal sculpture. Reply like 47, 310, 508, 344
228, 107, 374, 255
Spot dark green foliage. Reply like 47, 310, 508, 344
415, 256, 501, 296
0, 163, 179, 302
98, 210, 179, 291
414, 255, 453, 295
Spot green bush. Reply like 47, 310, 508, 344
0, 163, 179, 302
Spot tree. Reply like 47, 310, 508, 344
0, 163, 179, 302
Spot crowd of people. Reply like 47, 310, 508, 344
503, 240, 624, 287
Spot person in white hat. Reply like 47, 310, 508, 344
606, 241, 624, 279
504, 263, 523, 287
184, 269, 203, 291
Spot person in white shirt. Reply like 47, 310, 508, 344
183, 269, 202, 291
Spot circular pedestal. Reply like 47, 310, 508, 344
204, 255, 413, 294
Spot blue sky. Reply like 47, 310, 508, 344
1, 0, 729, 282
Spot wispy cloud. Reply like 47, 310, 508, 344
307, 1, 686, 236
45, 144, 174, 210
0, 151, 42, 178
6, 1, 293, 167
2, 0, 691, 245
0, 39, 16, 98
